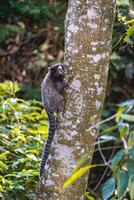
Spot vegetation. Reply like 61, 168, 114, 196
0, 81, 47, 200
0, 0, 67, 99
0, 0, 134, 199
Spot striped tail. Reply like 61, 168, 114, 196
39, 111, 55, 179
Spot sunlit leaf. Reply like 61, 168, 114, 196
26, 149, 39, 155
116, 107, 126, 122
121, 114, 134, 122
124, 25, 134, 44
127, 19, 134, 24
0, 81, 20, 96
0, 152, 9, 160
27, 128, 38, 135
26, 154, 37, 161
84, 192, 95, 200
63, 164, 103, 188
119, 124, 129, 138
38, 125, 48, 134
0, 185, 3, 191
116, 0, 129, 7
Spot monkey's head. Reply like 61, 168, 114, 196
49, 63, 65, 80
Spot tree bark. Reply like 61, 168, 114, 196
40, 0, 115, 199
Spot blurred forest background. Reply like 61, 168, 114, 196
0, 0, 134, 200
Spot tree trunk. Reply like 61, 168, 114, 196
39, 0, 115, 199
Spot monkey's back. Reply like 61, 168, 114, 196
41, 73, 63, 113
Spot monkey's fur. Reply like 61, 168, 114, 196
40, 63, 67, 179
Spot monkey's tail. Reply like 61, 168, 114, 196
39, 111, 55, 179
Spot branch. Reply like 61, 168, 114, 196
86, 113, 117, 132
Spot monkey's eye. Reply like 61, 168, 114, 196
57, 66, 64, 75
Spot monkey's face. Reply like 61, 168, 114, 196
50, 64, 65, 79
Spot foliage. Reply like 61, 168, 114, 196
63, 99, 134, 199
0, 0, 66, 43
0, 81, 48, 200
0, 24, 23, 43
109, 0, 134, 103
100, 100, 134, 200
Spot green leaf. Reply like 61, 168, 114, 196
14, 185, 25, 190
0, 81, 20, 97
124, 25, 134, 44
5, 174, 18, 178
128, 175, 134, 200
0, 152, 9, 160
0, 161, 8, 170
38, 125, 48, 134
128, 131, 134, 147
101, 125, 118, 135
84, 192, 95, 200
0, 126, 9, 134
0, 185, 3, 191
0, 192, 4, 199
0, 24, 23, 43
101, 177, 116, 200
116, 107, 126, 122
97, 135, 118, 145
26, 154, 37, 161
117, 100, 134, 107
15, 148, 25, 154
116, 170, 128, 198
12, 160, 22, 168
129, 147, 134, 160
127, 159, 134, 177
111, 149, 124, 171
116, 0, 129, 7
119, 126, 128, 138
121, 114, 134, 122
26, 149, 39, 155
17, 172, 33, 178
127, 19, 134, 24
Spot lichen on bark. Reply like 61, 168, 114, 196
39, 0, 115, 199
